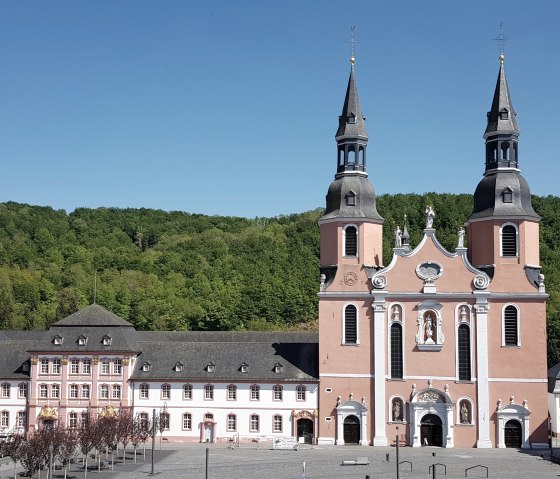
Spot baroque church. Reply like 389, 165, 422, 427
0, 53, 549, 448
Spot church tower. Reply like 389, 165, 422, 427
467, 53, 541, 291
317, 56, 383, 446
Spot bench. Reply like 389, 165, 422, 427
341, 457, 370, 466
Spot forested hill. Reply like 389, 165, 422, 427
1, 194, 560, 365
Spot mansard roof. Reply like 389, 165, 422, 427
131, 331, 318, 382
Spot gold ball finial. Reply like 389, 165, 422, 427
499, 52, 505, 65
350, 55, 355, 66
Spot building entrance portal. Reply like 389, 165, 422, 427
504, 420, 522, 448
420, 414, 443, 447
297, 418, 314, 444
343, 415, 360, 444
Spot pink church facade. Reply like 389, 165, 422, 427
317, 55, 548, 448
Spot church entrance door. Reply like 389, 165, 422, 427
297, 419, 313, 444
420, 414, 443, 447
343, 415, 360, 444
504, 420, 522, 448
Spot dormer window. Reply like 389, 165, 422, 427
273, 363, 283, 374
141, 362, 151, 372
348, 113, 356, 124
53, 335, 63, 345
502, 188, 513, 203
206, 362, 215, 373
345, 192, 356, 206
174, 362, 184, 372
77, 335, 88, 346
499, 108, 509, 120
240, 363, 248, 373
102, 335, 112, 346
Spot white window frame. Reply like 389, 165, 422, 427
69, 384, 78, 399
183, 384, 193, 400
342, 224, 359, 258
139, 383, 149, 400
227, 385, 237, 401
250, 385, 260, 401
82, 384, 90, 399
227, 413, 237, 431
500, 223, 519, 257
204, 384, 214, 400
112, 384, 121, 399
40, 359, 49, 374
100, 359, 110, 375
70, 358, 79, 374
342, 303, 360, 345
1, 410, 9, 428
249, 414, 259, 432
100, 384, 109, 399
387, 302, 405, 379
82, 359, 91, 375
51, 358, 61, 375
1, 383, 10, 398
502, 303, 521, 347
455, 304, 474, 381
113, 359, 122, 375
296, 385, 306, 401
161, 384, 171, 400
273, 385, 283, 401
51, 384, 60, 399
39, 384, 48, 399
18, 383, 27, 399
183, 413, 192, 430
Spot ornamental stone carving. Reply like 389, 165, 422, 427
372, 275, 387, 289
416, 261, 443, 282
419, 391, 441, 403
473, 274, 489, 290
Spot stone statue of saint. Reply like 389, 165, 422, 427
461, 402, 469, 423
424, 317, 434, 342
425, 206, 435, 228
458, 227, 465, 248
392, 400, 401, 421
395, 226, 402, 248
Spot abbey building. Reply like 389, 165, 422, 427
0, 54, 549, 448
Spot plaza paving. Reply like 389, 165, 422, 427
3, 444, 560, 479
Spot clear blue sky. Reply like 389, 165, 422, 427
1, 1, 558, 218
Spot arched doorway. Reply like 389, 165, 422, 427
343, 415, 360, 444
420, 414, 443, 447
297, 418, 313, 444
504, 420, 522, 448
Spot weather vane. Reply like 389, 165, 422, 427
493, 22, 508, 60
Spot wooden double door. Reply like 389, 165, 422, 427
420, 414, 443, 447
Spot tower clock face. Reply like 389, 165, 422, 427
344, 272, 358, 286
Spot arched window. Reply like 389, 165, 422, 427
250, 385, 260, 401
344, 226, 357, 256
344, 305, 358, 344
457, 324, 471, 381
501, 224, 518, 257
501, 142, 509, 160
338, 149, 344, 166
503, 305, 519, 346
390, 323, 403, 379
358, 147, 364, 166
347, 148, 356, 165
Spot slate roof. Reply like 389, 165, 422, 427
322, 175, 384, 221
485, 58, 519, 138
336, 62, 368, 140
548, 363, 560, 393
53, 304, 134, 327
0, 336, 34, 379
131, 331, 318, 382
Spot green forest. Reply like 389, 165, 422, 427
1, 194, 560, 365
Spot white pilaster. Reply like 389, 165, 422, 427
372, 292, 388, 446
474, 292, 492, 448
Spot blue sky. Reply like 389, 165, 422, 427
1, 1, 559, 218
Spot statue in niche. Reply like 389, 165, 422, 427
394, 226, 402, 247
392, 399, 402, 421
458, 227, 465, 248
461, 402, 470, 424
424, 316, 434, 343
460, 306, 467, 323
425, 206, 435, 228
392, 306, 400, 322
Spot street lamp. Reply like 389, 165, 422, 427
48, 443, 54, 479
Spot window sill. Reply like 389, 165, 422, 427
455, 423, 475, 427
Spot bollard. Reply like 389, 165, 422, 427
366, 476, 370, 479
386, 452, 390, 462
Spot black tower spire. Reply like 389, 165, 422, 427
322, 57, 383, 221
470, 54, 539, 221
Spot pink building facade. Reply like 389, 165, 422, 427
317, 54, 548, 448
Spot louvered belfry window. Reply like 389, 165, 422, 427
345, 226, 357, 256
504, 306, 518, 346
344, 305, 357, 344
458, 324, 471, 381
390, 323, 403, 379
502, 225, 517, 257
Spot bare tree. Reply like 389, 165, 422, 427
57, 429, 78, 479
19, 431, 48, 479
78, 413, 99, 479
0, 431, 25, 479
116, 408, 134, 466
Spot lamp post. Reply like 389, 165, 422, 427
150, 408, 156, 475
48, 442, 54, 479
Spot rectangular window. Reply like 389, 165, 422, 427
160, 412, 170, 430
81, 412, 89, 427
183, 413, 192, 430
113, 359, 122, 375
40, 359, 49, 374
183, 384, 193, 400
100, 385, 109, 399
273, 385, 283, 401
16, 411, 25, 428
51, 384, 60, 399
250, 385, 260, 401
1, 411, 9, 428
82, 384, 90, 399
344, 305, 358, 344
112, 385, 121, 399
273, 415, 282, 433
18, 383, 27, 399
250, 414, 259, 432
227, 414, 237, 431
140, 384, 149, 399
82, 359, 91, 375
162, 384, 171, 400
69, 384, 78, 399
390, 323, 403, 379
101, 359, 110, 375
296, 385, 306, 401
70, 358, 79, 374
69, 413, 78, 429
39, 384, 48, 399
1, 383, 10, 398
204, 384, 214, 400
52, 358, 61, 375
227, 385, 237, 400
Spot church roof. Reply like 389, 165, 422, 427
336, 60, 367, 141
52, 304, 134, 327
